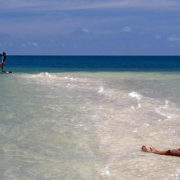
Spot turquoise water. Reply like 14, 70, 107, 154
0, 73, 104, 179
1, 56, 180, 179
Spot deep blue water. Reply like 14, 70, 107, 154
5, 56, 180, 72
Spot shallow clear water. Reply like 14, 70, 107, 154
1, 71, 180, 180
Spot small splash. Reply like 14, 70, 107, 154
130, 103, 141, 110
138, 103, 141, 109
133, 128, 138, 133
143, 123, 150, 127
101, 165, 113, 177
98, 86, 104, 93
97, 86, 113, 96
128, 91, 143, 101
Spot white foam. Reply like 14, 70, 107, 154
21, 73, 95, 91
155, 100, 176, 120
64, 77, 77, 81
101, 165, 113, 177
128, 91, 143, 101
130, 103, 141, 110
22, 73, 81, 83
97, 86, 113, 97
34, 72, 54, 78
137, 103, 141, 109
22, 72, 59, 82
133, 128, 138, 133
66, 83, 74, 88
98, 86, 104, 93
143, 123, 150, 127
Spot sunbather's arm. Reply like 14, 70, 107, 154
142, 145, 180, 156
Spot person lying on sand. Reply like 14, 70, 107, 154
142, 145, 180, 156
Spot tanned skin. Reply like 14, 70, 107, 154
0, 61, 5, 72
142, 145, 180, 156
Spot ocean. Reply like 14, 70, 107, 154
1, 56, 180, 179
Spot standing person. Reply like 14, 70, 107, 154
0, 52, 6, 72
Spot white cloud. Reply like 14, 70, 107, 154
167, 35, 180, 42
121, 26, 132, 32
1, 0, 180, 12
73, 28, 91, 35
21, 41, 39, 47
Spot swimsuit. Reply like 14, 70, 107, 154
1, 55, 6, 64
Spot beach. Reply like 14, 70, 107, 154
1, 56, 180, 179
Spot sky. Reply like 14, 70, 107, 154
0, 0, 180, 55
